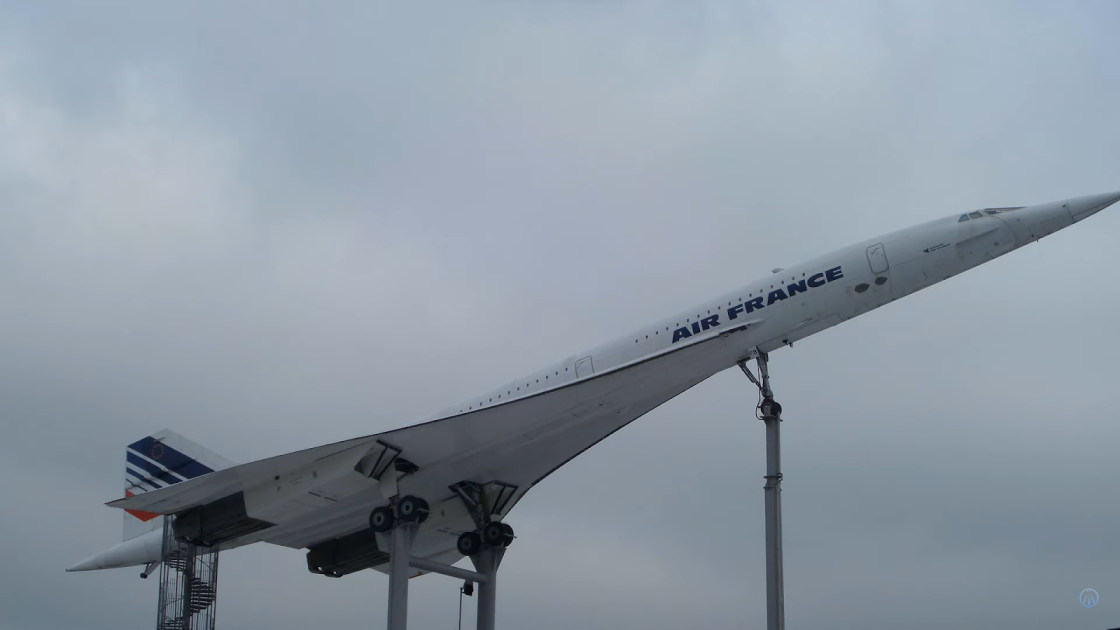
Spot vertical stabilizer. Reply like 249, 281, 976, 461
123, 430, 235, 541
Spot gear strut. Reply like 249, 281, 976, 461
739, 349, 785, 630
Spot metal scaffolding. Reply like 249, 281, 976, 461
156, 516, 220, 630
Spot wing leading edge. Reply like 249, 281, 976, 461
106, 320, 763, 560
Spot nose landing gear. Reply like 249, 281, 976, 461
739, 348, 786, 630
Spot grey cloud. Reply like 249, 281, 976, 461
1, 2, 1119, 629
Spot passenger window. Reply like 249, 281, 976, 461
969, 212, 983, 219
958, 215, 970, 222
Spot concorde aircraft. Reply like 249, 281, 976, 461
69, 191, 1119, 582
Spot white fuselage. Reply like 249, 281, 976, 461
71, 192, 1118, 573
425, 192, 1113, 422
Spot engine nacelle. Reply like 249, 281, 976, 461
173, 491, 274, 547
306, 528, 389, 578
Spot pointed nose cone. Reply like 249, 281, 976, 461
67, 554, 105, 572
1067, 191, 1120, 223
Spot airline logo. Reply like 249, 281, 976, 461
124, 436, 214, 495
671, 265, 844, 343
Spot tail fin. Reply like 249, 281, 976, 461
122, 430, 235, 541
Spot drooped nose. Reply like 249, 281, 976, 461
1000, 199, 1073, 242
1066, 191, 1120, 223
1000, 191, 1119, 244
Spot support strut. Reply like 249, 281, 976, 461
470, 547, 504, 630
386, 521, 417, 630
739, 351, 785, 630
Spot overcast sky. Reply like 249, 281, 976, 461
2, 2, 1119, 629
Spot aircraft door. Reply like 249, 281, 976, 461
575, 356, 595, 378
866, 243, 889, 274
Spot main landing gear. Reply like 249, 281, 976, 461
369, 495, 430, 533
373, 487, 514, 630
738, 348, 786, 630
457, 522, 514, 556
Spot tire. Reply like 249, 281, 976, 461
457, 531, 482, 557
500, 522, 515, 547
370, 506, 394, 533
397, 496, 429, 523
761, 399, 782, 418
483, 522, 507, 547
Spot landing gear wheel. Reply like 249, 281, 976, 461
483, 521, 509, 548
369, 506, 394, 533
457, 531, 482, 556
500, 522, 515, 547
397, 495, 430, 523
760, 398, 782, 418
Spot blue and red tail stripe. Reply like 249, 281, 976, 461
128, 436, 215, 479
122, 489, 161, 522
125, 437, 214, 494
125, 469, 164, 492
126, 452, 185, 485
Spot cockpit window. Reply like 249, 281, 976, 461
964, 207, 1023, 222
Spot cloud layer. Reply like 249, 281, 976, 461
2, 2, 1119, 628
